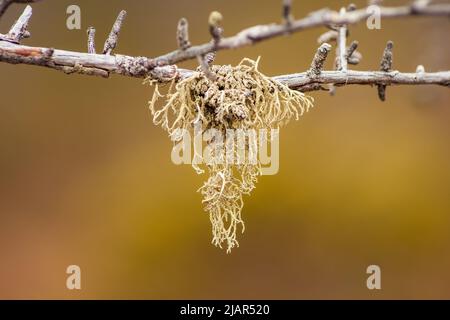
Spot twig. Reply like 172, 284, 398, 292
197, 54, 216, 81
308, 43, 331, 77
103, 10, 126, 55
0, 0, 39, 18
0, 4, 32, 43
208, 11, 223, 45
336, 7, 348, 72
318, 30, 337, 44
274, 70, 450, 92
346, 40, 358, 60
87, 27, 96, 54
0, 41, 177, 81
177, 18, 191, 50
150, 2, 450, 67
283, 0, 293, 26
204, 52, 216, 66
378, 41, 394, 101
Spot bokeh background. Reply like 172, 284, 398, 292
0, 0, 449, 299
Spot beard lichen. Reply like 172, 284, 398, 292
146, 57, 314, 253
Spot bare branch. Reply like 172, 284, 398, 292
0, 4, 32, 43
378, 41, 394, 101
308, 43, 332, 77
177, 18, 191, 50
380, 40, 394, 72
150, 2, 450, 67
103, 10, 126, 55
0, 41, 177, 81
0, 0, 39, 18
1, 41, 448, 93
274, 70, 450, 92
87, 27, 96, 54
336, 8, 348, 72
0, 1, 448, 97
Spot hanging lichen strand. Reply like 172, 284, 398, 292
147, 57, 314, 253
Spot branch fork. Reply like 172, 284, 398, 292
0, 0, 448, 95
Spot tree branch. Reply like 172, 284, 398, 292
103, 10, 126, 55
87, 27, 96, 54
1, 40, 448, 92
0, 1, 449, 95
0, 0, 39, 18
150, 1, 450, 66
273, 70, 450, 92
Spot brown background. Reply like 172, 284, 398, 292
0, 0, 449, 299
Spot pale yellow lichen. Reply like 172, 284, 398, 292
146, 57, 314, 253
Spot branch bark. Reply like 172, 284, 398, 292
1, 40, 448, 92
150, 1, 450, 66
0, 1, 449, 94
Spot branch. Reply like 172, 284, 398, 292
150, 1, 450, 66
1, 40, 448, 92
0, 1, 449, 95
307, 43, 332, 77
0, 0, 39, 18
336, 7, 348, 72
177, 18, 191, 50
378, 41, 394, 101
103, 10, 126, 55
0, 40, 178, 80
87, 27, 96, 54
0, 4, 32, 43
274, 70, 450, 92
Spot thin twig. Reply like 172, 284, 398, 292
87, 27, 96, 54
283, 0, 293, 26
0, 0, 40, 18
103, 10, 126, 55
208, 11, 223, 45
177, 18, 191, 50
2, 4, 32, 43
308, 43, 332, 77
318, 30, 337, 44
378, 41, 394, 101
197, 54, 216, 81
336, 7, 348, 72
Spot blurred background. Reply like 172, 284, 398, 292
0, 0, 449, 299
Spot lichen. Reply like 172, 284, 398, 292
146, 57, 314, 253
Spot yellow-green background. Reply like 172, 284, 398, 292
0, 0, 449, 299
